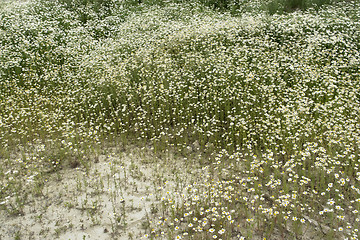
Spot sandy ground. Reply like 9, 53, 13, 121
0, 146, 190, 240
0, 145, 339, 240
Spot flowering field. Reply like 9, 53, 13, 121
0, 0, 360, 239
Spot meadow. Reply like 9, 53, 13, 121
0, 0, 360, 239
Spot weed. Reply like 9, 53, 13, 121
1, 0, 359, 239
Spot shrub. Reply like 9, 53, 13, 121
196, 0, 337, 14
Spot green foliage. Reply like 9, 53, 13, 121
195, 0, 338, 14
59, 0, 115, 16
266, 0, 333, 14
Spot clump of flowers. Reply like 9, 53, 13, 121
1, 0, 360, 239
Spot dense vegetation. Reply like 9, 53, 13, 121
1, 0, 359, 239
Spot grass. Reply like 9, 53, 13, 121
0, 0, 360, 239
